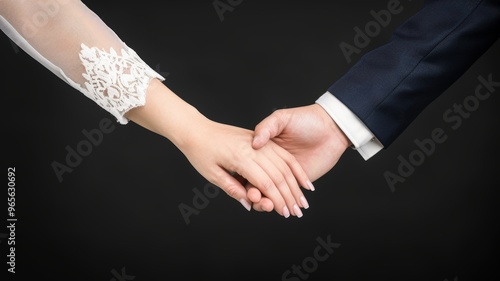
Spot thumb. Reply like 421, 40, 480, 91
214, 169, 252, 212
252, 111, 287, 149
245, 183, 274, 213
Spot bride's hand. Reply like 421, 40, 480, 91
178, 119, 312, 218
127, 80, 312, 218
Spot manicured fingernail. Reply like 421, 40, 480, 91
293, 204, 303, 218
300, 196, 309, 209
239, 199, 251, 211
283, 206, 290, 218
307, 180, 315, 191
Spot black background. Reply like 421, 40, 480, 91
1, 0, 499, 280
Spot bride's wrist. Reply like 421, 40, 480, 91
126, 78, 211, 150
165, 105, 211, 152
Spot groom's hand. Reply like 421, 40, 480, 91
247, 104, 351, 212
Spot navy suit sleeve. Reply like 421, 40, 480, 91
328, 0, 500, 147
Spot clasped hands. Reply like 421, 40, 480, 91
181, 104, 351, 218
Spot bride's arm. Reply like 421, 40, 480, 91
0, 0, 312, 217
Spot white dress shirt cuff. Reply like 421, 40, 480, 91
316, 92, 384, 160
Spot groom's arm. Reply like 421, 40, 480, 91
317, 0, 500, 160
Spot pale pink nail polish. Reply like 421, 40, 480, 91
239, 199, 251, 211
293, 204, 303, 218
300, 196, 309, 209
283, 206, 290, 218
307, 180, 315, 191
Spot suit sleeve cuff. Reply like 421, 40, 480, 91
315, 92, 384, 160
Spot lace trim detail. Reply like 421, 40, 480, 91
79, 44, 165, 124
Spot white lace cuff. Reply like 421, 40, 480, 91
0, 1, 165, 124
79, 44, 164, 124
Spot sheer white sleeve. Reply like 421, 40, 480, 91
0, 0, 165, 124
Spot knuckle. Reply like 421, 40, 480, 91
224, 185, 239, 199
273, 176, 287, 189
260, 180, 274, 193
